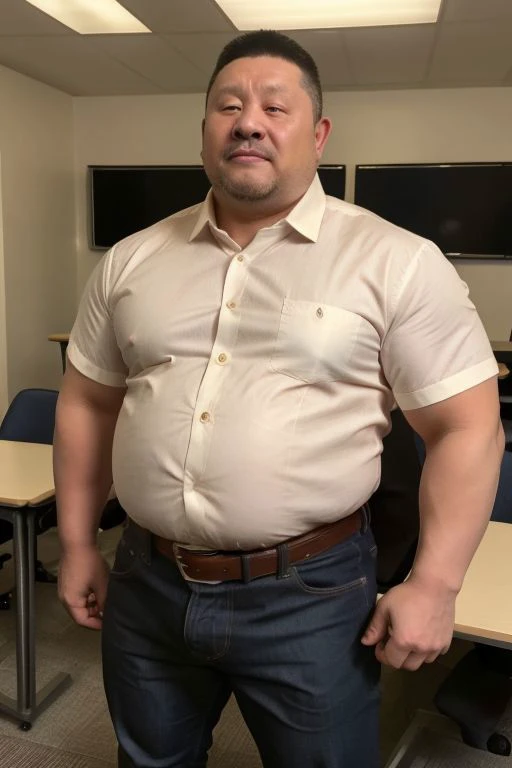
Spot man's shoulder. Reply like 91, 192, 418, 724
323, 195, 430, 260
326, 196, 420, 239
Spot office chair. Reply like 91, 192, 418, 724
371, 409, 512, 756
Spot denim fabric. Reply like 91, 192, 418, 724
102, 516, 381, 768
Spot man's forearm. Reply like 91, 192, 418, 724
54, 401, 119, 551
410, 423, 504, 594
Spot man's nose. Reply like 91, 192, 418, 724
231, 108, 265, 141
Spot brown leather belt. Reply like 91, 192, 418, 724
154, 507, 363, 583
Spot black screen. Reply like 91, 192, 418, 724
89, 164, 346, 249
317, 165, 346, 201
90, 166, 211, 249
354, 163, 512, 259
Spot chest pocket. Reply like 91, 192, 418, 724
270, 299, 362, 384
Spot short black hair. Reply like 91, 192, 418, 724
205, 30, 323, 123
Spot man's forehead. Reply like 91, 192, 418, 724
212, 55, 302, 89
214, 81, 291, 98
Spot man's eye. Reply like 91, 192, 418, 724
222, 105, 240, 112
266, 106, 283, 114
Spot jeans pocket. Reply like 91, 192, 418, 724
290, 539, 368, 596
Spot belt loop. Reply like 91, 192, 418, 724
276, 543, 291, 579
241, 554, 252, 583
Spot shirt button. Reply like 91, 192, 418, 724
217, 352, 228, 364
316, 307, 324, 319
200, 411, 210, 423
236, 254, 244, 262
227, 301, 236, 310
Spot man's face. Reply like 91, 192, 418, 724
202, 55, 331, 212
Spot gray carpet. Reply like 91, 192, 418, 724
0, 735, 113, 768
404, 726, 512, 768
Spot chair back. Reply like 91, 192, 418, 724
0, 388, 58, 445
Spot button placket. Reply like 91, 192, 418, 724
182, 252, 249, 496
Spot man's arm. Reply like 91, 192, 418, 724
54, 361, 126, 629
362, 377, 504, 669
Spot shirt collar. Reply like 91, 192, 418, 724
188, 172, 326, 244
188, 188, 217, 242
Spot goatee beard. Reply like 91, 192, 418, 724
216, 176, 278, 202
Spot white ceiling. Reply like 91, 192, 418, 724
0, 0, 512, 96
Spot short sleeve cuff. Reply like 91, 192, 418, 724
395, 357, 499, 411
67, 342, 127, 388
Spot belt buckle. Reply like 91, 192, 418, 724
172, 543, 190, 579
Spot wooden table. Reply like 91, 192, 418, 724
453, 521, 512, 648
48, 333, 70, 373
0, 441, 71, 729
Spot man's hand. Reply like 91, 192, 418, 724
361, 577, 455, 670
58, 545, 110, 631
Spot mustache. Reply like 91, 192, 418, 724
223, 143, 273, 161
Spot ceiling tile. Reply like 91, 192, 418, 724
0, 0, 74, 35
344, 25, 436, 86
163, 32, 237, 76
0, 36, 163, 95
119, 0, 235, 33
442, 0, 512, 22
428, 20, 512, 83
90, 34, 208, 92
286, 30, 353, 88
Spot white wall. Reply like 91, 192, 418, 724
74, 85, 512, 340
0, 155, 8, 415
0, 63, 76, 402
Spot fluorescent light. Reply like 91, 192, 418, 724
25, 0, 150, 34
215, 0, 442, 30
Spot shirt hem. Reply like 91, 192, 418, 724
67, 342, 126, 387
395, 357, 498, 410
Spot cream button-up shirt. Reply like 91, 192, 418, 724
68, 175, 497, 550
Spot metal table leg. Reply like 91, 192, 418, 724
0, 507, 71, 728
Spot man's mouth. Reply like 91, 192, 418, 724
228, 149, 270, 162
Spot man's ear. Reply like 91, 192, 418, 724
315, 117, 332, 159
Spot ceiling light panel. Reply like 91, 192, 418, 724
215, 0, 442, 30
25, 0, 150, 34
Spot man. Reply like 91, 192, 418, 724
55, 30, 503, 768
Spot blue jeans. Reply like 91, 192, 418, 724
102, 514, 381, 768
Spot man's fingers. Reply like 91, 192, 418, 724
401, 652, 429, 671
375, 639, 409, 669
376, 637, 445, 669
66, 603, 103, 631
361, 604, 389, 646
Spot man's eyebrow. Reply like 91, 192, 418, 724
213, 83, 290, 98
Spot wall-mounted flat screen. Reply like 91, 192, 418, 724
317, 164, 346, 201
354, 163, 512, 259
89, 164, 346, 250
89, 165, 211, 250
